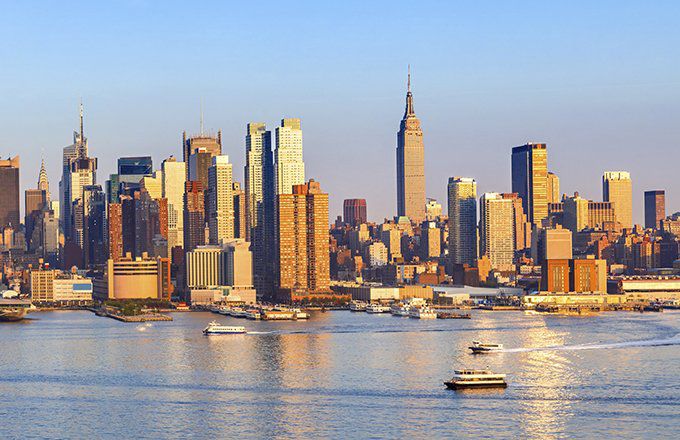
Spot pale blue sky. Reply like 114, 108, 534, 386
1, 1, 679, 223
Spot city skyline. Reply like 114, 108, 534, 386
3, 2, 680, 224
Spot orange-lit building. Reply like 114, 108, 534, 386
276, 179, 330, 297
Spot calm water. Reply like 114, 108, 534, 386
1, 309, 679, 439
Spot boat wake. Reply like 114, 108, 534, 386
498, 333, 680, 353
247, 331, 274, 335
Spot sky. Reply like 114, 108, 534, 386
1, 0, 679, 224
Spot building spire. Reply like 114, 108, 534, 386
38, 157, 50, 201
404, 65, 414, 117
78, 99, 86, 157
408, 64, 411, 93
200, 99, 204, 135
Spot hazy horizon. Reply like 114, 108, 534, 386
2, 1, 679, 223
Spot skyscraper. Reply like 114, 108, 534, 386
479, 193, 515, 270
644, 190, 665, 229
547, 171, 560, 203
396, 69, 426, 223
161, 156, 186, 250
25, 187, 47, 249
511, 143, 548, 225
602, 171, 632, 229
275, 118, 305, 195
275, 179, 329, 293
62, 103, 97, 246
447, 177, 477, 266
343, 199, 367, 226
244, 122, 275, 296
82, 185, 106, 267
182, 129, 222, 177
207, 155, 234, 244
0, 156, 20, 229
107, 156, 153, 203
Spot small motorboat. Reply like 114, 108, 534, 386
468, 341, 503, 353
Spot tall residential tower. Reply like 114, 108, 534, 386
447, 177, 477, 266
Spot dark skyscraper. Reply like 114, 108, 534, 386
118, 156, 153, 176
511, 143, 548, 225
245, 123, 275, 297
25, 188, 47, 249
644, 190, 665, 229
184, 181, 205, 252
108, 156, 153, 202
343, 199, 367, 225
0, 156, 20, 229
82, 185, 107, 267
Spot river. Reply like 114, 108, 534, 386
1, 310, 678, 439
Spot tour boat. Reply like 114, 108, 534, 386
409, 306, 437, 319
262, 309, 296, 320
444, 369, 507, 389
468, 341, 504, 353
202, 321, 246, 335
349, 301, 368, 312
366, 304, 390, 314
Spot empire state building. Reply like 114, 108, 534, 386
396, 68, 426, 223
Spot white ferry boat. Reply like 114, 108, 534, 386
444, 369, 507, 390
292, 308, 309, 319
202, 321, 247, 335
349, 301, 368, 312
409, 306, 437, 319
245, 309, 261, 320
366, 304, 390, 314
231, 308, 248, 318
468, 341, 504, 353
